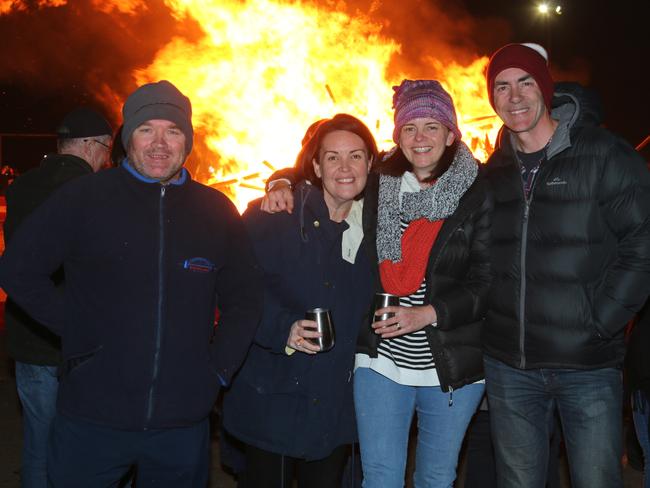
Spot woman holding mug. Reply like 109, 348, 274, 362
353, 79, 491, 487
223, 114, 377, 488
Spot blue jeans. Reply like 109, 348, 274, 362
353, 367, 484, 488
633, 390, 650, 488
15, 361, 59, 488
484, 356, 623, 488
47, 414, 209, 488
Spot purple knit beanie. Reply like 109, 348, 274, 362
392, 79, 462, 144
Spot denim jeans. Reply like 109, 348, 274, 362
632, 390, 650, 488
353, 367, 484, 488
484, 355, 623, 488
15, 361, 59, 488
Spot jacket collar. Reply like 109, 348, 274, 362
295, 182, 349, 243
121, 159, 189, 186
498, 90, 582, 162
42, 153, 93, 174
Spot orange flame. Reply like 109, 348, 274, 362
124, 0, 501, 211
128, 0, 402, 209
3, 0, 501, 212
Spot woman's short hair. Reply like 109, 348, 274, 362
301, 113, 379, 189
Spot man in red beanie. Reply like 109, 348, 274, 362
482, 43, 650, 488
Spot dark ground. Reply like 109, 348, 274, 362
0, 327, 644, 487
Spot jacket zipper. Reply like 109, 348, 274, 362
145, 185, 166, 426
518, 169, 541, 369
519, 201, 529, 368
426, 217, 465, 391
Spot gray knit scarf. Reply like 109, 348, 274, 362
377, 141, 478, 263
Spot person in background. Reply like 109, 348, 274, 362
3, 107, 112, 488
0, 80, 262, 487
110, 124, 126, 166
626, 300, 650, 488
223, 114, 377, 488
482, 42, 650, 488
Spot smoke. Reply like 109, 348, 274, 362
0, 1, 507, 106
342, 0, 513, 78
0, 0, 201, 127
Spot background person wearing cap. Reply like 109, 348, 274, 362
482, 43, 650, 487
0, 80, 262, 487
2, 106, 112, 488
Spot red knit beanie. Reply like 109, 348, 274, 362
486, 43, 554, 111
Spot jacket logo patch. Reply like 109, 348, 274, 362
182, 257, 216, 273
546, 177, 568, 186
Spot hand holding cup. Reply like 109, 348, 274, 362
304, 308, 335, 352
287, 319, 322, 354
372, 292, 402, 337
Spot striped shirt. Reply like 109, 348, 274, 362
355, 218, 439, 386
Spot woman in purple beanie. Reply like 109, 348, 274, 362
351, 79, 490, 487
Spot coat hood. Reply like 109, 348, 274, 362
493, 81, 602, 158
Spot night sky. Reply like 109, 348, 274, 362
0, 0, 648, 172
465, 0, 649, 149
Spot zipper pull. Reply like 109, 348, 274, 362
448, 386, 454, 407
161, 185, 166, 197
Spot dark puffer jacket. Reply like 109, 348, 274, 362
483, 82, 650, 370
356, 151, 492, 393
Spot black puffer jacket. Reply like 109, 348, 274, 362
357, 149, 492, 392
484, 82, 650, 370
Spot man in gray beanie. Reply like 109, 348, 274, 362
122, 79, 194, 156
121, 79, 194, 182
0, 80, 262, 487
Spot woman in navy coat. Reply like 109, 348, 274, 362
223, 114, 377, 488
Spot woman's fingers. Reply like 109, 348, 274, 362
289, 320, 321, 354
266, 186, 294, 214
372, 305, 436, 338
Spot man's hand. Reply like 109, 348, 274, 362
261, 181, 295, 214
